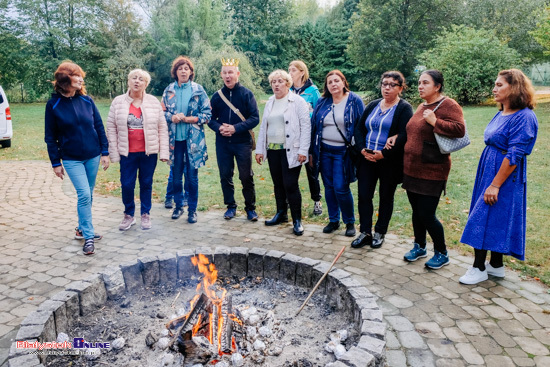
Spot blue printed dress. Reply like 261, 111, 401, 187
461, 108, 538, 260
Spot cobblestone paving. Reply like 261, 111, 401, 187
0, 161, 549, 366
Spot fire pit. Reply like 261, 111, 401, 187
8, 247, 386, 367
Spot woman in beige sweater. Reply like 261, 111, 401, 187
107, 69, 169, 231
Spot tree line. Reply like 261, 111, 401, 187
1, 0, 549, 104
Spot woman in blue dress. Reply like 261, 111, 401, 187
459, 69, 538, 285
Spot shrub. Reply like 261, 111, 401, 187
419, 25, 520, 105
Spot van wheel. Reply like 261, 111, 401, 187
0, 139, 11, 148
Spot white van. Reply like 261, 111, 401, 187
0, 86, 12, 148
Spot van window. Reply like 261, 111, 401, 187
0, 94, 3, 104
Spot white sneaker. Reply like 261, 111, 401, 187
486, 261, 505, 277
459, 266, 488, 285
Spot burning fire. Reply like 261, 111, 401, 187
186, 254, 237, 355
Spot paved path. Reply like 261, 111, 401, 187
0, 161, 549, 367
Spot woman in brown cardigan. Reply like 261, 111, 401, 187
402, 70, 465, 269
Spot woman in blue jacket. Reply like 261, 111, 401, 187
44, 61, 110, 255
289, 60, 323, 216
310, 70, 365, 237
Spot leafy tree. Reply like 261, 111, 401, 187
459, 0, 546, 62
531, 6, 550, 57
147, 0, 233, 95
348, 0, 460, 90
419, 26, 520, 105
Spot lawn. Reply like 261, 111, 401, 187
2, 98, 549, 285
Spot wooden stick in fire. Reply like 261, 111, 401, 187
296, 245, 346, 316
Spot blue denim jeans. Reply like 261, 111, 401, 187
173, 141, 198, 211
120, 152, 158, 216
320, 143, 355, 224
165, 165, 189, 203
63, 155, 100, 240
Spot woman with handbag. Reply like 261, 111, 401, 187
310, 70, 365, 237
459, 69, 538, 284
402, 69, 465, 269
352, 71, 413, 249
255, 70, 311, 236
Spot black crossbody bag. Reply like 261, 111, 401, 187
332, 107, 362, 165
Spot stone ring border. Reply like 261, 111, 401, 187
8, 247, 386, 367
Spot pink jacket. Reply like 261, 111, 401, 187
106, 92, 169, 162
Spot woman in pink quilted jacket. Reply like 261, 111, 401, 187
107, 69, 169, 231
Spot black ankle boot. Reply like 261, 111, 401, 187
293, 220, 304, 236
265, 210, 288, 226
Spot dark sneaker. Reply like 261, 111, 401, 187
75, 228, 102, 240
172, 207, 184, 220
345, 223, 356, 237
425, 251, 450, 269
83, 238, 95, 255
404, 243, 428, 262
246, 210, 259, 222
323, 221, 340, 233
371, 232, 385, 248
313, 201, 323, 216
119, 214, 136, 231
188, 211, 197, 223
164, 198, 173, 209
351, 232, 372, 248
224, 207, 237, 220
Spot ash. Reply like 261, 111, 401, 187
45, 276, 358, 367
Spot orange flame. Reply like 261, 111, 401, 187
188, 254, 239, 355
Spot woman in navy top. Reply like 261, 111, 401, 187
44, 62, 110, 255
352, 71, 413, 249
459, 69, 538, 285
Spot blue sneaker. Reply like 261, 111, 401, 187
403, 243, 428, 262
246, 210, 258, 222
224, 207, 236, 220
425, 251, 450, 269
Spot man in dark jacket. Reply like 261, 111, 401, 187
208, 59, 260, 221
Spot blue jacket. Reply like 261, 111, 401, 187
208, 83, 259, 145
310, 91, 365, 183
291, 84, 320, 117
162, 81, 211, 169
44, 93, 109, 167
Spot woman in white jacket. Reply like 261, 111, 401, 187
107, 69, 169, 230
255, 69, 311, 235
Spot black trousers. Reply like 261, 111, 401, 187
267, 149, 302, 220
356, 159, 399, 234
304, 163, 322, 202
406, 190, 446, 253
216, 141, 256, 211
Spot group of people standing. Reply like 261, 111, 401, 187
44, 57, 538, 286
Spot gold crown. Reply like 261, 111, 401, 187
221, 58, 239, 67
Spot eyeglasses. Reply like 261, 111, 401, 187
381, 82, 401, 88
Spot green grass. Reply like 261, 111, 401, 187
3, 98, 550, 285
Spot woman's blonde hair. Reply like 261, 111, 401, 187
497, 69, 536, 110
268, 69, 292, 88
289, 60, 309, 85
53, 61, 87, 96
128, 69, 151, 88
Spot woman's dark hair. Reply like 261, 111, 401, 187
379, 70, 407, 91
171, 56, 194, 82
421, 69, 444, 93
53, 61, 86, 96
497, 69, 536, 110
322, 70, 350, 98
